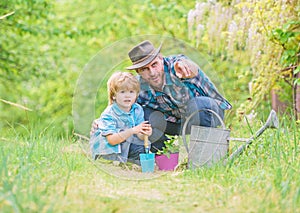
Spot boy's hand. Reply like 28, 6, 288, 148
133, 121, 152, 136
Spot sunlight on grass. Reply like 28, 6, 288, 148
0, 112, 299, 212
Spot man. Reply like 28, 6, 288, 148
126, 40, 232, 153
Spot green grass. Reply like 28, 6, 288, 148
0, 115, 299, 213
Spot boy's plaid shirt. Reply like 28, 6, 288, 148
137, 55, 232, 123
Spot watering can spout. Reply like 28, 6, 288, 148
266, 109, 279, 129
225, 109, 279, 165
254, 109, 279, 138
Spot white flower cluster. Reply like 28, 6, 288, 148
187, 0, 298, 110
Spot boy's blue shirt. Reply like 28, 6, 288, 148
90, 102, 145, 161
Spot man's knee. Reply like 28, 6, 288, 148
185, 97, 224, 128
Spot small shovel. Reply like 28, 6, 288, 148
139, 135, 155, 172
144, 135, 149, 154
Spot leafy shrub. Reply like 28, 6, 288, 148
156, 135, 180, 158
188, 0, 299, 117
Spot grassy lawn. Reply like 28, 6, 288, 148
0, 115, 299, 213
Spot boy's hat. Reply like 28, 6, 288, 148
126, 40, 162, 70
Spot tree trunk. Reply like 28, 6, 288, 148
271, 89, 288, 114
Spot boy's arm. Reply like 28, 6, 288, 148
106, 128, 134, 145
106, 121, 151, 145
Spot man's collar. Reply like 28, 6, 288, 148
164, 62, 173, 86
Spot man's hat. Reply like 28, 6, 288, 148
126, 40, 162, 70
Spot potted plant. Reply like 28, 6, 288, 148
155, 135, 180, 171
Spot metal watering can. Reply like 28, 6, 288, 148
182, 109, 279, 169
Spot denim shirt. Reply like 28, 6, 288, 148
90, 103, 145, 161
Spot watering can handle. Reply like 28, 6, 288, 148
182, 109, 226, 154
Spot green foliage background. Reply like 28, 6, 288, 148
1, 0, 197, 136
188, 0, 300, 116
1, 0, 299, 136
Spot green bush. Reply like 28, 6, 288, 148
1, 0, 195, 136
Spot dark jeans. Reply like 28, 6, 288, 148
96, 144, 145, 165
127, 143, 145, 165
143, 96, 224, 153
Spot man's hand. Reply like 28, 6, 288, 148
90, 120, 99, 136
174, 59, 199, 79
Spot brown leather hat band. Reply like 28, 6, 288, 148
132, 49, 156, 65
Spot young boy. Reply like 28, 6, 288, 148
89, 71, 152, 165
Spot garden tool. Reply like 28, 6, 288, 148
144, 135, 150, 154
182, 109, 230, 168
224, 109, 279, 165
139, 135, 155, 172
182, 109, 279, 168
